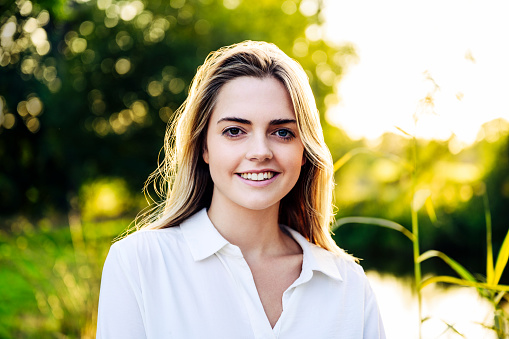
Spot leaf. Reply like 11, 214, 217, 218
333, 148, 412, 173
333, 148, 369, 173
438, 320, 465, 338
394, 126, 413, 137
334, 216, 414, 241
493, 225, 509, 284
412, 189, 430, 212
484, 192, 494, 285
425, 195, 437, 224
421, 275, 509, 292
418, 250, 476, 282
494, 291, 506, 305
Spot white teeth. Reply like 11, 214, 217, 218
240, 172, 275, 181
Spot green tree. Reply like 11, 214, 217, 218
0, 0, 355, 218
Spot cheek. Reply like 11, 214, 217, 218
286, 147, 306, 174
295, 145, 306, 167
203, 138, 233, 173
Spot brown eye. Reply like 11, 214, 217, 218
222, 127, 245, 138
228, 128, 240, 135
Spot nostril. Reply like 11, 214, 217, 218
246, 149, 273, 161
247, 153, 273, 161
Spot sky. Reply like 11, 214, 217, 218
323, 0, 509, 144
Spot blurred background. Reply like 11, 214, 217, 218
1, 0, 508, 337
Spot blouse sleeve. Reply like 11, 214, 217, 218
96, 243, 147, 339
363, 278, 386, 339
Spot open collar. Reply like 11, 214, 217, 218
285, 227, 343, 282
180, 208, 343, 282
180, 208, 229, 261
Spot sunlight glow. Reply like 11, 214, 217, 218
324, 0, 509, 145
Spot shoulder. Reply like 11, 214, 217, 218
312, 242, 370, 286
114, 226, 182, 247
336, 255, 368, 281
108, 227, 185, 264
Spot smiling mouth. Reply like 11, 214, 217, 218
238, 172, 276, 181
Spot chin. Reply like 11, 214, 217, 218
237, 200, 280, 212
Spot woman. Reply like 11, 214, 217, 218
97, 41, 385, 338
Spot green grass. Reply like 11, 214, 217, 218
0, 215, 127, 338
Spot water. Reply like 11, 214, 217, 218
367, 271, 498, 338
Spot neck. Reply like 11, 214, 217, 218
207, 200, 290, 259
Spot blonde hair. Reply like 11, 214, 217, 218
136, 41, 349, 256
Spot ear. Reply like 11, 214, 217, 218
301, 153, 306, 166
202, 144, 209, 164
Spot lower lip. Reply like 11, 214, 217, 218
236, 173, 279, 187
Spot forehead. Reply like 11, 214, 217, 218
210, 76, 295, 121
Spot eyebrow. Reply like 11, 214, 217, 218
217, 117, 297, 125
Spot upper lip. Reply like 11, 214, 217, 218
236, 169, 280, 174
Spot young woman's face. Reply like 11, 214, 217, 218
203, 76, 305, 212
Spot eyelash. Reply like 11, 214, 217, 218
221, 127, 295, 141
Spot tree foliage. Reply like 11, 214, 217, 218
0, 0, 354, 216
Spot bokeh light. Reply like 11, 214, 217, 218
299, 0, 318, 16
281, 1, 297, 15
114, 57, 131, 75
26, 96, 42, 116
79, 178, 132, 220
147, 81, 163, 97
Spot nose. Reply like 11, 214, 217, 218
246, 134, 273, 161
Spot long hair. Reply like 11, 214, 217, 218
135, 41, 349, 256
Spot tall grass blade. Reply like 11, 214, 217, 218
395, 126, 413, 137
418, 250, 477, 282
484, 192, 494, 285
493, 226, 509, 284
421, 276, 509, 291
440, 320, 466, 338
422, 317, 466, 337
425, 195, 437, 224
494, 292, 506, 305
409, 136, 423, 339
333, 148, 369, 172
333, 216, 415, 241
333, 148, 411, 173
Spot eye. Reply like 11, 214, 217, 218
228, 128, 241, 135
274, 129, 295, 140
222, 127, 244, 138
276, 129, 289, 137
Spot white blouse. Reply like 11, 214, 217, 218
96, 208, 385, 338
